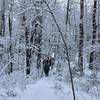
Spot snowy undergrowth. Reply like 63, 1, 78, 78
0, 70, 37, 100
0, 75, 100, 100
0, 62, 100, 100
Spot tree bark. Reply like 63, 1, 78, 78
97, 0, 100, 43
25, 26, 32, 75
0, 0, 5, 36
78, 0, 84, 74
8, 3, 13, 74
66, 0, 70, 31
89, 0, 97, 70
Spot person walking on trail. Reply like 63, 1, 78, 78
42, 54, 55, 77
43, 57, 50, 77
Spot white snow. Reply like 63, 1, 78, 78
0, 77, 97, 100
7, 77, 73, 100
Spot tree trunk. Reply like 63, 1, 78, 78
33, 8, 43, 74
35, 18, 42, 76
89, 0, 97, 70
8, 4, 13, 74
0, 0, 5, 36
97, 0, 100, 43
78, 0, 84, 74
66, 0, 70, 31
2, 0, 5, 36
25, 26, 32, 75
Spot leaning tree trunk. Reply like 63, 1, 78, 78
89, 0, 97, 70
78, 0, 84, 75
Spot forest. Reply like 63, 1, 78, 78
0, 0, 100, 100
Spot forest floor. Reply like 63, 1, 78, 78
0, 74, 99, 100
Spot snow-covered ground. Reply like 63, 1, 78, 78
0, 75, 100, 100
7, 77, 73, 100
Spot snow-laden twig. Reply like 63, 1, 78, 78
26, 43, 39, 51
0, 60, 22, 77
0, 60, 12, 77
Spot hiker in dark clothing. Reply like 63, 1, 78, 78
42, 56, 55, 77
43, 58, 50, 76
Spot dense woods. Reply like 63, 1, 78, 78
0, 0, 100, 100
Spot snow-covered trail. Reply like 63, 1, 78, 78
4, 76, 97, 100
0, 71, 99, 100
8, 77, 73, 100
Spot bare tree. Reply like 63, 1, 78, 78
78, 0, 84, 75
97, 0, 100, 43
66, 0, 70, 31
8, 1, 14, 74
89, 0, 97, 70
25, 25, 32, 75
31, 1, 43, 76
0, 0, 5, 36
